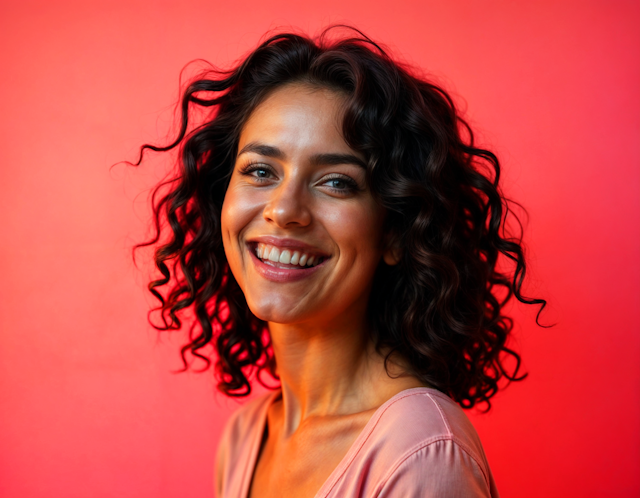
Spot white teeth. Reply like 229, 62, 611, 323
279, 250, 291, 264
268, 246, 280, 262
254, 243, 324, 267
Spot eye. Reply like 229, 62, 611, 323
326, 178, 347, 189
321, 174, 359, 193
239, 162, 276, 183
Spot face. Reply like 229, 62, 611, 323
221, 83, 393, 328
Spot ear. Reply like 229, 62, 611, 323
383, 247, 402, 266
382, 230, 402, 266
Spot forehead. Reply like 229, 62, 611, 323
238, 83, 355, 157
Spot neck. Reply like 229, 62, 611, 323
267, 312, 423, 435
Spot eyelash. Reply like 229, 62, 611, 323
239, 162, 274, 183
321, 174, 360, 193
238, 162, 361, 193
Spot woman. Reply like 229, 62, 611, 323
136, 27, 544, 497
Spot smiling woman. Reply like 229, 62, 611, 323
135, 27, 545, 498
222, 84, 389, 327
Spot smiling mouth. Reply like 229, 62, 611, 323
250, 242, 328, 269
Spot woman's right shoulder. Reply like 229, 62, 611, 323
222, 391, 275, 442
215, 390, 277, 497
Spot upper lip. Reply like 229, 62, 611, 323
246, 235, 330, 257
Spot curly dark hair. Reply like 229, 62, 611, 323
134, 26, 546, 409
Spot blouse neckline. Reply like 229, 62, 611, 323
239, 386, 445, 498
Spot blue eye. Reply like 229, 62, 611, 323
239, 162, 275, 183
327, 179, 347, 189
322, 175, 358, 193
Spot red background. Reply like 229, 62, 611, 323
1, 1, 639, 497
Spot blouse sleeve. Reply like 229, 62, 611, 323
214, 419, 231, 498
375, 439, 497, 498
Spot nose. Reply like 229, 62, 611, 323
262, 178, 312, 228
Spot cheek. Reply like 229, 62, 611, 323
220, 184, 261, 258
219, 190, 235, 254
324, 201, 386, 263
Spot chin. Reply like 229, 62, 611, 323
245, 295, 308, 325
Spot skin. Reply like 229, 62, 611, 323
220, 83, 426, 498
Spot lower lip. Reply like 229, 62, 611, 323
248, 247, 327, 282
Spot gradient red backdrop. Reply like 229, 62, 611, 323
1, 1, 638, 497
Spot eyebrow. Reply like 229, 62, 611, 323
237, 142, 285, 160
237, 142, 366, 169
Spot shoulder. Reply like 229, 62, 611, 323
321, 388, 499, 497
219, 391, 273, 447
215, 391, 276, 498
374, 389, 498, 497
374, 388, 490, 464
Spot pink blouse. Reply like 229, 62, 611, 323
215, 387, 500, 497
